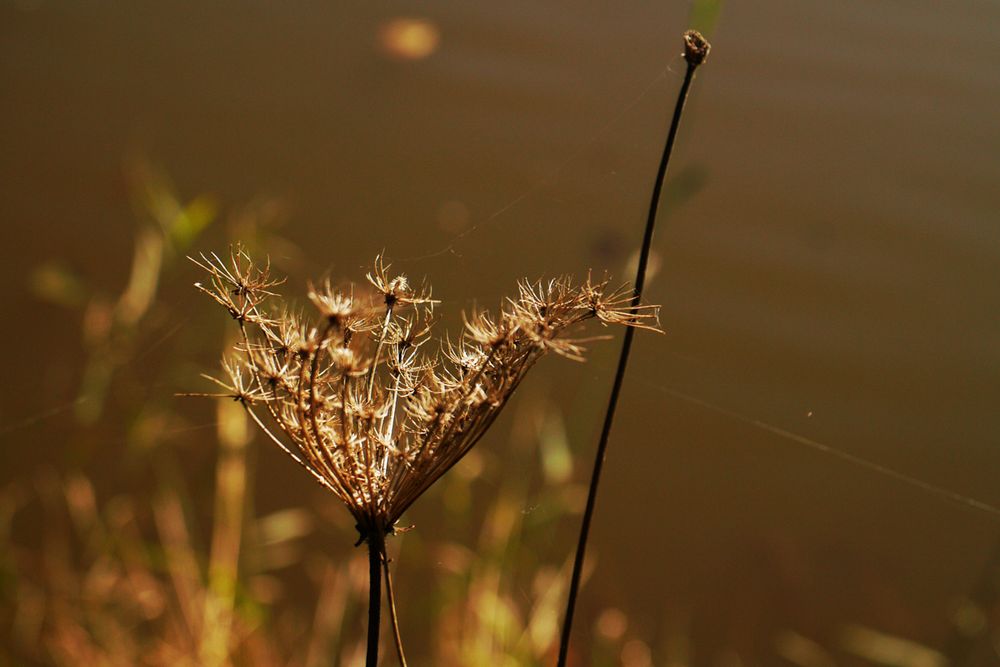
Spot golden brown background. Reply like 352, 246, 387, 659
3, 1, 1000, 665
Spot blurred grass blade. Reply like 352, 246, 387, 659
841, 625, 945, 667
170, 195, 218, 252
29, 261, 89, 308
539, 409, 572, 485
116, 227, 164, 326
201, 398, 250, 667
688, 0, 723, 36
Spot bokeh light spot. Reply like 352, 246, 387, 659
595, 607, 628, 641
377, 17, 441, 61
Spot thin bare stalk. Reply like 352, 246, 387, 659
367, 307, 394, 399
382, 550, 409, 667
366, 531, 383, 667
556, 30, 710, 667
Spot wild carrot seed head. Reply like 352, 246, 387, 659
192, 249, 659, 540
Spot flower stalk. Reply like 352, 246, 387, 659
366, 531, 383, 667
556, 30, 711, 667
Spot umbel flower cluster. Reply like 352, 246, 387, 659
192, 247, 658, 543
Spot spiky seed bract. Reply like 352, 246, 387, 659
193, 249, 659, 543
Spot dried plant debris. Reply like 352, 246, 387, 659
190, 246, 659, 542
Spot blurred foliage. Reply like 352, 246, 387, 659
5, 149, 976, 664
2, 162, 653, 666
688, 0, 724, 38
29, 262, 89, 310
27, 159, 218, 425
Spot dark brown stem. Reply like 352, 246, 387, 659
366, 531, 382, 667
382, 549, 409, 667
556, 31, 709, 667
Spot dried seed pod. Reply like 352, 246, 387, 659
192, 249, 660, 539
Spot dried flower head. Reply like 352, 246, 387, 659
192, 248, 659, 542
683, 29, 711, 66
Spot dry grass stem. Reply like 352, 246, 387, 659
556, 29, 710, 666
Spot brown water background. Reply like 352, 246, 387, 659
3, 1, 1000, 664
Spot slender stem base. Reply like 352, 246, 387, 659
366, 533, 382, 667
382, 551, 409, 667
556, 45, 705, 667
